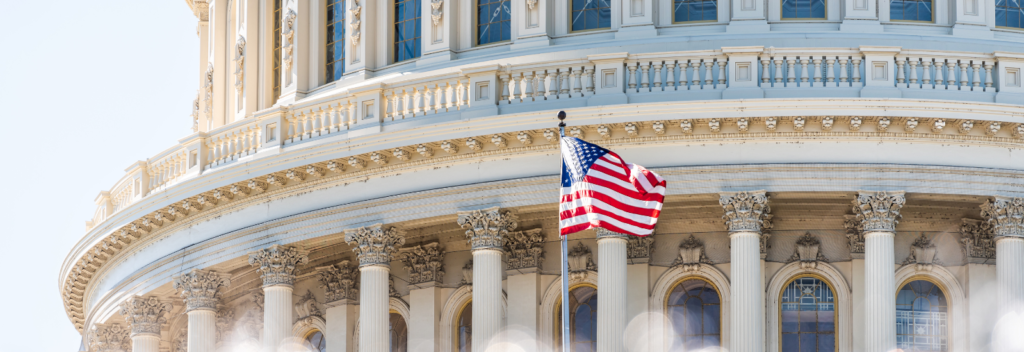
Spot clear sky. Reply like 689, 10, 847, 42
0, 1, 198, 350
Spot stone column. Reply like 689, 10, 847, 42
844, 216, 867, 352
625, 235, 654, 351
401, 243, 446, 352
720, 191, 771, 352
852, 191, 905, 352
317, 260, 361, 352
120, 296, 172, 352
173, 269, 231, 352
345, 224, 406, 352
504, 229, 545, 351
594, 229, 628, 352
458, 207, 518, 352
249, 245, 310, 352
981, 197, 1024, 311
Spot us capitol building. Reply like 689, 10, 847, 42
62, 0, 1024, 351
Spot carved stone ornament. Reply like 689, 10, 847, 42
389, 276, 401, 298
348, 0, 361, 46
173, 268, 230, 312
628, 235, 655, 260
344, 224, 406, 267
844, 215, 865, 254
738, 117, 751, 132
652, 121, 666, 135
248, 245, 310, 287
849, 116, 863, 131
294, 289, 323, 320
215, 306, 234, 344
430, 0, 443, 25
595, 227, 628, 240
708, 119, 721, 133
851, 191, 905, 233
492, 134, 508, 147
317, 260, 359, 303
466, 138, 483, 151
905, 118, 919, 132
569, 126, 585, 139
282, 9, 297, 72
877, 117, 891, 132
980, 196, 1024, 238
235, 293, 264, 342
672, 235, 712, 272
787, 233, 827, 269
203, 64, 214, 113
960, 218, 995, 262
567, 242, 596, 280
193, 0, 210, 21
720, 191, 772, 233
461, 260, 473, 285
234, 36, 245, 92
680, 119, 695, 133
624, 122, 639, 136
458, 207, 518, 251
90, 323, 131, 352
597, 125, 611, 138
526, 0, 538, 9
441, 140, 459, 154
903, 234, 942, 270
119, 296, 172, 337
172, 329, 187, 352
504, 229, 544, 270
543, 129, 557, 141
932, 119, 946, 133
192, 91, 200, 132
517, 131, 533, 145
764, 117, 778, 132
400, 243, 445, 285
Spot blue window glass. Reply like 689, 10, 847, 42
458, 302, 472, 352
781, 0, 826, 19
477, 0, 511, 45
896, 280, 948, 352
996, 0, 1024, 28
668, 279, 721, 350
781, 277, 835, 352
890, 0, 932, 21
394, 0, 421, 63
326, 0, 346, 83
556, 285, 598, 352
674, 0, 718, 22
571, 0, 612, 31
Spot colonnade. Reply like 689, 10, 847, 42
104, 192, 1024, 352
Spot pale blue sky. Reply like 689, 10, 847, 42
0, 1, 199, 351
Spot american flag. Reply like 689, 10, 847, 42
559, 136, 666, 237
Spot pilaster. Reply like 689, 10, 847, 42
208, 0, 229, 129
400, 243, 445, 288
859, 46, 902, 98
409, 282, 445, 352
277, 0, 311, 104
719, 190, 770, 352
994, 52, 1024, 105
626, 234, 652, 352
418, 0, 457, 65
726, 0, 769, 33
345, 224, 406, 352
344, 0, 373, 76
511, 0, 551, 49
240, 0, 261, 118
458, 207, 517, 352
852, 190, 905, 352
505, 228, 544, 351
951, 0, 994, 38
616, 0, 658, 39
460, 65, 501, 118
839, 0, 882, 32
194, 0, 211, 132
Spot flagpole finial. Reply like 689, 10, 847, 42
557, 111, 566, 128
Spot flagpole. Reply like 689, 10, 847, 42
557, 111, 570, 352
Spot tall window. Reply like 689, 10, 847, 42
890, 0, 932, 21
390, 312, 408, 352
667, 279, 721, 350
571, 0, 611, 32
326, 0, 346, 83
456, 301, 472, 352
780, 276, 836, 352
477, 0, 511, 45
303, 330, 327, 352
272, 0, 282, 100
556, 285, 598, 352
896, 280, 948, 352
394, 0, 422, 63
674, 0, 718, 22
781, 0, 826, 19
996, 0, 1023, 28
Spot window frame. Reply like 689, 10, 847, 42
671, 0, 720, 24
453, 300, 472, 352
553, 283, 599, 352
393, 0, 423, 64
474, 0, 513, 46
996, 0, 1024, 30
777, 274, 838, 352
568, 0, 614, 33
389, 309, 409, 352
779, 0, 828, 20
888, 0, 935, 23
664, 277, 723, 349
325, 0, 347, 84
302, 330, 327, 352
272, 0, 283, 101
895, 275, 951, 352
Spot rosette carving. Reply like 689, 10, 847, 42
504, 229, 544, 270
980, 196, 1024, 238
719, 191, 771, 233
173, 269, 230, 312
317, 260, 359, 303
851, 191, 905, 233
248, 245, 309, 287
119, 296, 172, 337
399, 243, 445, 285
457, 207, 518, 250
344, 224, 406, 267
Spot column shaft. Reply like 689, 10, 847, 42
730, 231, 763, 352
263, 286, 294, 352
864, 231, 896, 352
997, 237, 1024, 310
597, 237, 627, 352
131, 334, 160, 352
360, 265, 391, 352
472, 248, 503, 352
187, 310, 217, 352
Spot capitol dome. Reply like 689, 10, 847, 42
62, 0, 1024, 352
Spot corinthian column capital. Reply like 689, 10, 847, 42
852, 190, 906, 233
457, 206, 518, 250
344, 224, 406, 267
89, 323, 131, 352
119, 296, 172, 337
317, 260, 360, 304
172, 268, 231, 312
719, 190, 771, 233
981, 196, 1024, 238
248, 244, 309, 287
400, 242, 445, 285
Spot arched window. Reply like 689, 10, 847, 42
476, 0, 511, 45
456, 301, 472, 352
390, 311, 408, 352
996, 0, 1023, 28
781, 0, 826, 19
555, 285, 598, 352
667, 278, 721, 350
325, 0, 346, 83
303, 330, 327, 352
570, 0, 612, 32
780, 276, 836, 351
674, 0, 717, 22
896, 279, 948, 352
394, 0, 422, 62
890, 0, 933, 22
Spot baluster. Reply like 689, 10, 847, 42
585, 66, 596, 94
627, 62, 638, 91
523, 71, 535, 102
444, 82, 453, 111
550, 69, 561, 98
432, 84, 442, 112
312, 110, 323, 136
908, 58, 919, 88
761, 58, 771, 85
773, 58, 783, 86
896, 58, 906, 87
411, 87, 422, 115
813, 58, 822, 86
231, 132, 240, 159
455, 80, 464, 108
247, 128, 257, 153
398, 89, 408, 118
800, 58, 810, 85
573, 68, 584, 96
388, 91, 399, 120
786, 58, 796, 84
839, 58, 849, 86
717, 60, 727, 87
559, 70, 570, 98
500, 75, 511, 104
512, 73, 523, 103
971, 62, 981, 89
665, 61, 677, 89
826, 58, 836, 87
704, 61, 713, 88
652, 62, 662, 90
946, 60, 957, 89
691, 60, 701, 89
852, 58, 862, 84
984, 62, 994, 90
254, 125, 263, 148
535, 70, 548, 100
922, 59, 933, 89
959, 62, 969, 90
639, 61, 650, 90
344, 100, 354, 126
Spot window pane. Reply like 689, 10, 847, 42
896, 280, 948, 352
394, 0, 421, 62
477, 0, 511, 45
571, 0, 612, 31
668, 279, 721, 347
781, 0, 826, 19
780, 277, 836, 352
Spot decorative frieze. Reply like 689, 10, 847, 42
344, 224, 406, 267
461, 260, 473, 285
119, 296, 172, 337
851, 191, 905, 233
90, 323, 131, 352
492, 134, 508, 147
903, 234, 941, 270
294, 289, 322, 321
624, 122, 639, 136
517, 131, 533, 145
248, 245, 309, 287
671, 235, 711, 272
652, 121, 666, 135
567, 242, 596, 280
457, 207, 518, 251
441, 140, 459, 154
627, 235, 655, 260
960, 218, 995, 262
504, 229, 544, 270
787, 233, 827, 269
719, 191, 772, 233
317, 260, 359, 303
400, 243, 445, 285
980, 196, 1024, 238
172, 268, 230, 312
